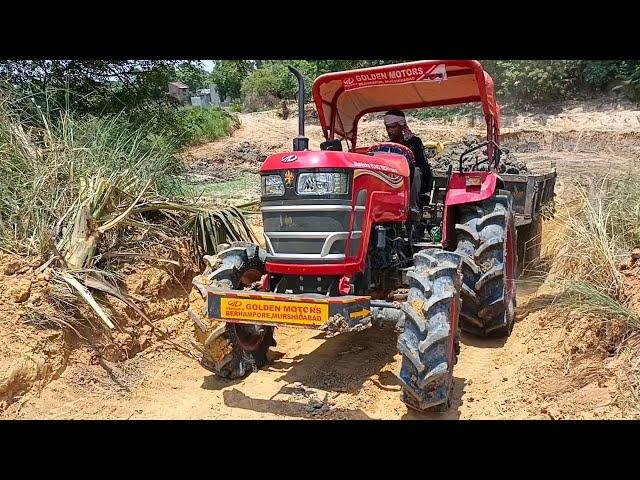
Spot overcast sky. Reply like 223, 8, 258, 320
202, 60, 214, 72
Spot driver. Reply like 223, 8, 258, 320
384, 110, 432, 218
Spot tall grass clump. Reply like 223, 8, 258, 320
0, 96, 185, 255
552, 176, 640, 328
0, 91, 255, 331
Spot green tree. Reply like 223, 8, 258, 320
176, 62, 209, 92
209, 60, 255, 99
0, 60, 198, 116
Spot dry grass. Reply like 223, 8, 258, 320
549, 177, 640, 329
0, 93, 256, 334
539, 176, 640, 413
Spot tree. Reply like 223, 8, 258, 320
176, 62, 209, 92
209, 60, 255, 99
0, 60, 198, 115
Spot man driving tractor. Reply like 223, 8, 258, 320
384, 110, 432, 219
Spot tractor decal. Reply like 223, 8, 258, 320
354, 169, 404, 188
342, 64, 447, 91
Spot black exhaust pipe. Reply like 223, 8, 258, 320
287, 65, 309, 151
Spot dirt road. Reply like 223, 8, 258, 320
4, 100, 640, 420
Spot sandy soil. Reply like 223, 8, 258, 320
3, 99, 640, 420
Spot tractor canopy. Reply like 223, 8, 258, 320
312, 60, 500, 150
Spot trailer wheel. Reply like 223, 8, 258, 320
454, 189, 517, 338
397, 249, 462, 412
189, 243, 276, 379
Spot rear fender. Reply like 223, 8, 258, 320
442, 171, 500, 248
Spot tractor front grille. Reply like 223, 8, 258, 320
262, 201, 363, 263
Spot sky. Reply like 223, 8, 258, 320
202, 60, 214, 72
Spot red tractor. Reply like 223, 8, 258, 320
190, 60, 554, 412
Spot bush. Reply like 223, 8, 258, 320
413, 105, 479, 120
241, 93, 281, 113
492, 60, 583, 103
623, 62, 640, 102
124, 105, 237, 149
230, 99, 243, 112
581, 61, 625, 91
171, 107, 237, 146
241, 67, 283, 99
240, 61, 316, 107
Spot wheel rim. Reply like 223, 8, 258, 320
233, 266, 267, 352
231, 323, 267, 352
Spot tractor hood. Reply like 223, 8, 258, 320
260, 150, 410, 178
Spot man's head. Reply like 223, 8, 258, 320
384, 110, 407, 143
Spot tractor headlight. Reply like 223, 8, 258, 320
261, 175, 285, 196
297, 172, 349, 195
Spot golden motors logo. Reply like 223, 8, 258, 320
284, 170, 295, 188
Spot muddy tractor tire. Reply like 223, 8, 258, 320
454, 189, 517, 338
189, 243, 276, 379
397, 248, 462, 412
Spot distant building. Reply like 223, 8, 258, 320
197, 89, 211, 106
209, 84, 221, 106
168, 81, 189, 103
209, 84, 232, 107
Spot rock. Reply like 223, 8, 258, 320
432, 138, 529, 175
3, 260, 23, 276
9, 279, 32, 303
138, 335, 151, 350
463, 135, 480, 146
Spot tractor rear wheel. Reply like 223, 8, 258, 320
189, 243, 276, 379
454, 189, 517, 338
398, 248, 462, 412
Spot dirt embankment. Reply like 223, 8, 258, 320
0, 242, 199, 413
4, 99, 640, 419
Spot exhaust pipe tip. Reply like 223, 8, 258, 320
287, 65, 309, 151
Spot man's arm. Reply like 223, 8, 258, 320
409, 138, 430, 172
408, 137, 432, 191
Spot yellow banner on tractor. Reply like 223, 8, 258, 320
220, 298, 329, 326
208, 289, 371, 330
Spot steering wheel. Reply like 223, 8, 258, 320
367, 142, 415, 165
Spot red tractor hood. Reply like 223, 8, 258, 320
260, 150, 410, 178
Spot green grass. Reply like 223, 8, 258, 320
184, 174, 260, 202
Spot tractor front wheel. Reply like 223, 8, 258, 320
189, 243, 276, 379
397, 248, 462, 412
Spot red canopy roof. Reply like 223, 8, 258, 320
311, 60, 500, 148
